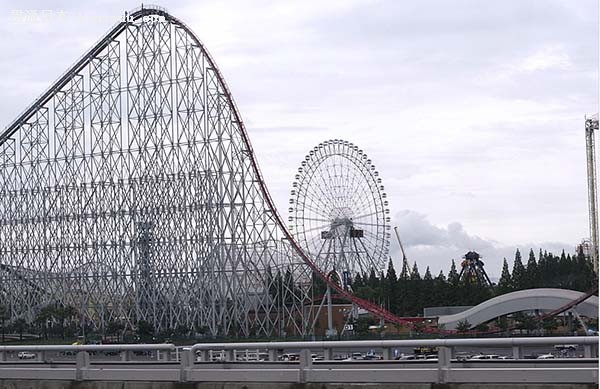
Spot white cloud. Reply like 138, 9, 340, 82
0, 0, 596, 278
519, 45, 572, 72
390, 209, 577, 279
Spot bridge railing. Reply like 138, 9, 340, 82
0, 343, 175, 363
188, 336, 599, 361
0, 337, 597, 384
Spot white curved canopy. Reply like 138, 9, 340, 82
438, 288, 598, 329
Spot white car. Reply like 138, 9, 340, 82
537, 354, 555, 359
468, 354, 501, 360
18, 351, 36, 360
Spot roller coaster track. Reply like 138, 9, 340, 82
1, 6, 593, 336
0, 5, 424, 333
541, 287, 599, 320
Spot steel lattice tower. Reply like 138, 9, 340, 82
0, 7, 314, 338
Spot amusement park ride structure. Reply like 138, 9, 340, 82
288, 140, 391, 336
0, 6, 596, 339
585, 114, 599, 274
458, 251, 493, 288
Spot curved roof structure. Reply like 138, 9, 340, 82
438, 288, 599, 329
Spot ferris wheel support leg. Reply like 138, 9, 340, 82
325, 285, 337, 338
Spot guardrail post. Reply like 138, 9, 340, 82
268, 349, 277, 361
165, 349, 172, 361
76, 351, 90, 381
298, 349, 312, 383
200, 350, 209, 362
36, 351, 46, 362
226, 349, 234, 362
382, 347, 391, 360
0, 351, 5, 362
437, 346, 451, 384
512, 346, 522, 360
324, 348, 332, 361
584, 344, 592, 358
180, 349, 192, 382
120, 350, 132, 361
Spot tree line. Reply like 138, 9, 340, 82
345, 247, 597, 318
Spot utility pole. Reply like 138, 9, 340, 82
585, 114, 599, 274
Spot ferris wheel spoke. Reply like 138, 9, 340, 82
305, 181, 340, 214
306, 170, 340, 213
351, 211, 379, 220
352, 221, 381, 228
299, 216, 331, 223
299, 222, 332, 235
297, 200, 332, 221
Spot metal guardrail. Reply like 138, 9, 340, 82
0, 337, 597, 384
188, 336, 600, 361
0, 343, 175, 363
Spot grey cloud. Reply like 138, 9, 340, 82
390, 209, 577, 278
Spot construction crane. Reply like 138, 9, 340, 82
393, 226, 412, 279
393, 226, 408, 262
585, 114, 599, 274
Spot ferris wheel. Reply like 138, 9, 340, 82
288, 139, 391, 286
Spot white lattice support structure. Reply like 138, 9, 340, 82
0, 7, 313, 338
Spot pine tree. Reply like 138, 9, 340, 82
422, 266, 434, 310
511, 249, 526, 290
397, 258, 410, 316
525, 249, 538, 289
399, 256, 410, 281
433, 270, 448, 307
497, 258, 512, 294
537, 248, 548, 286
447, 259, 460, 305
385, 259, 398, 312
448, 259, 459, 285
544, 251, 559, 287
558, 250, 572, 289
410, 262, 421, 281
353, 273, 363, 288
368, 268, 378, 288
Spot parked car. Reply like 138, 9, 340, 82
18, 351, 36, 360
279, 353, 299, 361
468, 354, 501, 360
537, 354, 555, 359
395, 354, 416, 361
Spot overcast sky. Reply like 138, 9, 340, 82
0, 0, 597, 277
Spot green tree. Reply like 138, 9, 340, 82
432, 270, 448, 308
136, 320, 154, 341
446, 259, 461, 306
106, 320, 125, 337
541, 317, 559, 334
496, 258, 512, 294
496, 316, 509, 333
447, 259, 459, 286
410, 262, 421, 281
511, 249, 526, 290
525, 249, 538, 289
456, 319, 471, 333
397, 256, 411, 315
0, 305, 8, 343
385, 259, 398, 313
421, 267, 434, 309
513, 312, 536, 333
12, 318, 28, 341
